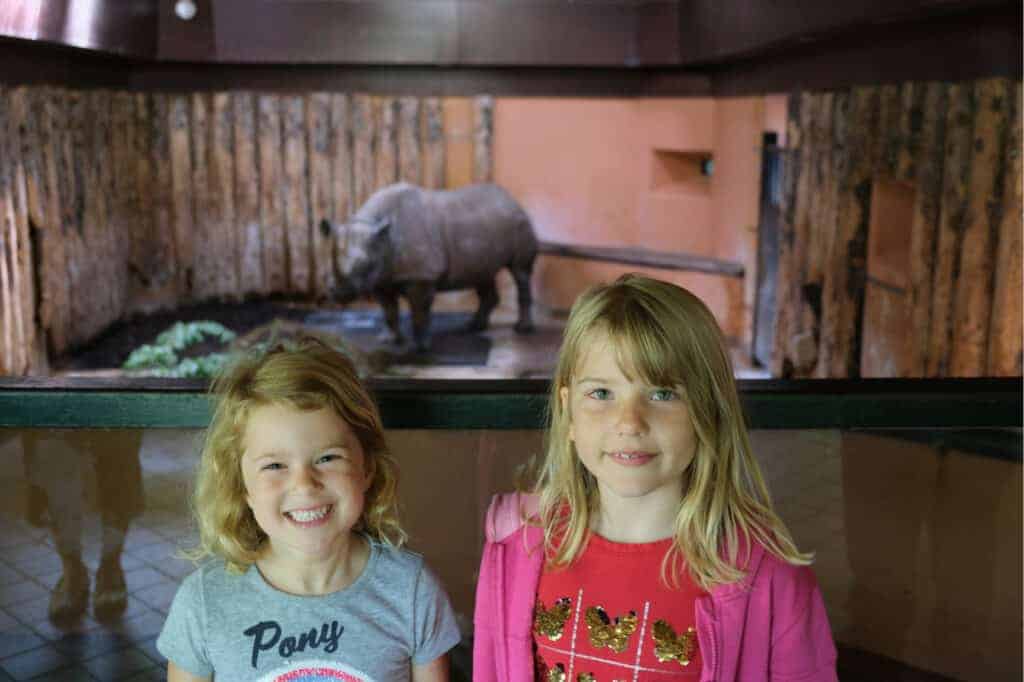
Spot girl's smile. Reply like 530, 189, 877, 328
285, 504, 334, 525
605, 450, 657, 465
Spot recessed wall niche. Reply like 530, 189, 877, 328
650, 149, 713, 196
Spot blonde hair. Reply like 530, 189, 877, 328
191, 338, 406, 574
534, 273, 810, 591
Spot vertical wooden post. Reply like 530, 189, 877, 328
66, 91, 89, 346
150, 93, 176, 301
927, 83, 974, 376
84, 91, 110, 337
111, 93, 138, 307
211, 92, 238, 298
190, 93, 217, 300
804, 92, 834, 288
233, 92, 263, 296
950, 78, 1011, 376
0, 90, 24, 373
904, 83, 948, 377
258, 94, 286, 294
473, 96, 494, 183
134, 93, 157, 294
8, 89, 38, 373
169, 94, 195, 299
352, 94, 376, 208
876, 84, 904, 176
822, 86, 879, 377
770, 92, 802, 377
375, 97, 398, 190
19, 91, 45, 233
282, 95, 310, 294
397, 97, 422, 185
987, 80, 1023, 376
96, 91, 125, 328
22, 89, 56, 357
330, 93, 353, 223
307, 92, 335, 298
0, 105, 12, 372
422, 97, 445, 190
788, 92, 818, 375
813, 91, 851, 377
896, 81, 928, 183
41, 89, 70, 354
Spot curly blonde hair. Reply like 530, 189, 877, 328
533, 274, 810, 591
191, 338, 405, 574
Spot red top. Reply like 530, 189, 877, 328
533, 533, 704, 681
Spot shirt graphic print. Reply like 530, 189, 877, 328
533, 534, 703, 681
254, 658, 374, 681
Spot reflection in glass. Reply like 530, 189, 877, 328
0, 427, 1017, 680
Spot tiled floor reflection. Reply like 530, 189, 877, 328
0, 430, 198, 681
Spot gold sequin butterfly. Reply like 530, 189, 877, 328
545, 662, 566, 682
585, 606, 637, 653
534, 597, 573, 642
652, 620, 698, 666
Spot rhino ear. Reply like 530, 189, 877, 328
319, 218, 333, 238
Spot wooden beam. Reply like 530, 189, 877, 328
538, 241, 743, 278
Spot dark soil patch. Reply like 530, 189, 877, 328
55, 299, 323, 371
54, 299, 491, 372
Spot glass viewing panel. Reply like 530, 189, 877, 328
0, 426, 1017, 681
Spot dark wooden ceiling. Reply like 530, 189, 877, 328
0, 0, 1018, 95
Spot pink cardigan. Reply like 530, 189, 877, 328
473, 493, 838, 681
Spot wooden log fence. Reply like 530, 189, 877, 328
0, 87, 495, 373
772, 77, 1022, 378
0, 81, 1016, 379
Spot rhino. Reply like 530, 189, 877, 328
320, 182, 538, 352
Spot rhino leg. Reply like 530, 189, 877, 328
468, 279, 499, 332
511, 264, 535, 334
377, 289, 405, 346
406, 282, 436, 353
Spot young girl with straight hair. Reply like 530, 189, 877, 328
159, 338, 460, 681
474, 274, 837, 681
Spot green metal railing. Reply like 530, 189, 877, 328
0, 377, 1019, 432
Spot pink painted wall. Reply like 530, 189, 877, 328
494, 96, 788, 341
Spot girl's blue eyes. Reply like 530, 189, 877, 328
585, 388, 679, 401
259, 453, 344, 471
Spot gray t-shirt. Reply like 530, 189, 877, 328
157, 539, 460, 681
